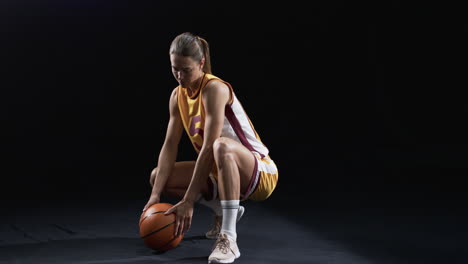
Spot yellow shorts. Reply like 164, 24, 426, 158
207, 152, 278, 201
244, 152, 279, 201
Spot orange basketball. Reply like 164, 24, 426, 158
139, 203, 183, 252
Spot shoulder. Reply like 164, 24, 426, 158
169, 87, 179, 106
203, 79, 230, 101
170, 87, 179, 98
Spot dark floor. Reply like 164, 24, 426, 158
1, 191, 467, 264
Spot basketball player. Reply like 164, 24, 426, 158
142, 32, 278, 263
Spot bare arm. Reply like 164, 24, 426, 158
144, 88, 183, 209
165, 81, 230, 236
183, 81, 231, 203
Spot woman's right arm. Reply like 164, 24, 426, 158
147, 88, 183, 204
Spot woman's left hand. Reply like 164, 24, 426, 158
165, 199, 194, 236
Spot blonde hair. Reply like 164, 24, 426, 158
169, 32, 212, 74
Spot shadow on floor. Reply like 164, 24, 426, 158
262, 186, 468, 264
0, 236, 213, 264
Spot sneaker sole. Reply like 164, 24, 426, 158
208, 252, 240, 264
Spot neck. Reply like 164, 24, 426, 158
187, 72, 205, 94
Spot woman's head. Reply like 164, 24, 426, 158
169, 32, 212, 87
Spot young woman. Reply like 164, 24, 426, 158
143, 32, 278, 263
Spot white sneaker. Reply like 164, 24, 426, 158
208, 233, 241, 264
237, 205, 245, 222
205, 215, 222, 239
205, 206, 244, 239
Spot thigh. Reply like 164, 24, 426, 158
164, 161, 195, 189
162, 161, 212, 195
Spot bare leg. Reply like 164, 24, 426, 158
208, 137, 253, 263
150, 161, 211, 200
212, 137, 256, 200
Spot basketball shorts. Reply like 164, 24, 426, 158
207, 152, 278, 201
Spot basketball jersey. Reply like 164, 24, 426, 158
177, 73, 269, 158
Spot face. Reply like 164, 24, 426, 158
170, 54, 203, 88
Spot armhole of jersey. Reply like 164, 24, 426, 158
200, 78, 234, 111
224, 81, 235, 105
203, 78, 234, 106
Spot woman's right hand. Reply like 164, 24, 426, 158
142, 194, 160, 212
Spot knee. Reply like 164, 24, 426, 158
213, 137, 232, 156
150, 167, 159, 187
213, 137, 236, 164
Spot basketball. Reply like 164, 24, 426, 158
139, 203, 183, 252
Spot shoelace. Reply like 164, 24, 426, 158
214, 217, 222, 229
209, 216, 222, 234
214, 234, 230, 254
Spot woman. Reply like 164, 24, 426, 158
143, 32, 278, 264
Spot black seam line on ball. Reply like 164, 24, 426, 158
141, 210, 167, 222
141, 221, 175, 239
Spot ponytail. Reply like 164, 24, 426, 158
197, 37, 212, 74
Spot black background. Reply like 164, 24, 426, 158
1, 1, 467, 208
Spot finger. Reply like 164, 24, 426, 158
165, 206, 175, 215
177, 218, 184, 237
183, 216, 191, 234
174, 216, 181, 236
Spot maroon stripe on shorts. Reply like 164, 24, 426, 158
242, 152, 259, 198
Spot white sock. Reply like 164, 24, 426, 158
220, 200, 239, 241
197, 196, 222, 216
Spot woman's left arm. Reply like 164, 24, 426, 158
166, 81, 231, 236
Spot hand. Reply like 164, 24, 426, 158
142, 195, 160, 212
165, 199, 194, 236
